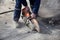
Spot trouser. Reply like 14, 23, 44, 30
14, 0, 41, 21
29, 0, 41, 15
14, 0, 27, 21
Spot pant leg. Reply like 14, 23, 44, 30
21, 0, 27, 6
31, 0, 41, 15
29, 0, 35, 8
13, 0, 22, 21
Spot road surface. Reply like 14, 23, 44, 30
0, 0, 60, 40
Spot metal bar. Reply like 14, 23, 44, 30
0, 10, 14, 15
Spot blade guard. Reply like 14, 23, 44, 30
22, 7, 31, 17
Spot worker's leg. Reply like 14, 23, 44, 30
13, 0, 22, 22
32, 0, 41, 15
22, 0, 27, 6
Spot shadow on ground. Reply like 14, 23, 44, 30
38, 19, 60, 34
16, 22, 25, 28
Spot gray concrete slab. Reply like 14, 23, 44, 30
0, 0, 60, 40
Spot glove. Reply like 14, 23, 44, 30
31, 13, 36, 18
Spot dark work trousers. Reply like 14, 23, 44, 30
14, 0, 27, 21
29, 0, 41, 15
14, 0, 41, 21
